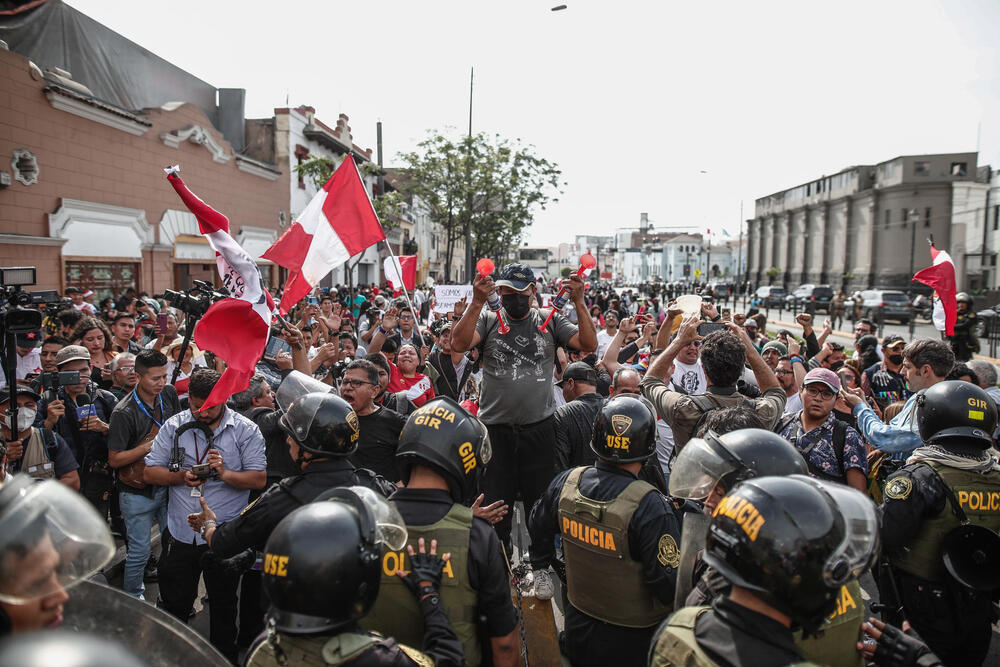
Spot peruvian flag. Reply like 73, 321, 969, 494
384, 255, 417, 294
913, 242, 958, 336
263, 155, 385, 314
165, 166, 274, 409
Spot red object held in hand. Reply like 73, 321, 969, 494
578, 253, 596, 273
476, 258, 495, 276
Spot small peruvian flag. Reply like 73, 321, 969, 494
913, 242, 958, 336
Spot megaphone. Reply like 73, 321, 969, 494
941, 523, 1000, 592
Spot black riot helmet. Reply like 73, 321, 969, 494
955, 292, 974, 306
703, 475, 879, 634
591, 395, 657, 463
0, 631, 149, 667
669, 428, 808, 500
261, 486, 407, 635
279, 392, 360, 459
396, 396, 492, 504
916, 380, 997, 450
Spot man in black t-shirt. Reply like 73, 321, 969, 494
107, 349, 180, 599
338, 360, 405, 483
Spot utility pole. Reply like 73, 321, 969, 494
464, 67, 474, 282
908, 208, 918, 297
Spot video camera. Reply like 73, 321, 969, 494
0, 267, 44, 334
41, 370, 82, 402
155, 280, 228, 319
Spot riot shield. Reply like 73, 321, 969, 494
62, 579, 230, 666
674, 511, 710, 609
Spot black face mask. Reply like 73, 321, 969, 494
830, 360, 845, 371
501, 293, 532, 319
888, 353, 904, 366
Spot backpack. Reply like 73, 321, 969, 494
774, 414, 847, 483
689, 393, 753, 439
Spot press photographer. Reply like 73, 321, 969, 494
0, 385, 79, 489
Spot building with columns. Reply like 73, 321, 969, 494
747, 152, 989, 292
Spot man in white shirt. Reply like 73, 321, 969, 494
776, 356, 802, 415
671, 335, 706, 395
594, 309, 620, 359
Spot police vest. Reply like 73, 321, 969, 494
557, 466, 671, 628
649, 606, 817, 667
245, 631, 431, 667
363, 503, 481, 665
795, 579, 865, 667
890, 462, 1000, 582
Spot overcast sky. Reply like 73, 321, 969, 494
67, 0, 1000, 249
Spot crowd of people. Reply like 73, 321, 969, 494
0, 263, 998, 667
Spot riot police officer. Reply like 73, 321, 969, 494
528, 395, 682, 667
363, 397, 519, 667
0, 474, 114, 635
187, 391, 396, 558
948, 293, 979, 361
880, 380, 1000, 666
245, 487, 465, 666
649, 475, 880, 667
670, 428, 867, 666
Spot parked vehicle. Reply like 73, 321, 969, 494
858, 289, 911, 324
785, 284, 834, 314
753, 286, 788, 308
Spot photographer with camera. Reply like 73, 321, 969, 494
143, 367, 266, 662
36, 345, 118, 517
1, 386, 79, 489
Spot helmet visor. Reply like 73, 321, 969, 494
275, 370, 335, 413
477, 420, 493, 466
348, 486, 407, 552
793, 476, 880, 585
669, 434, 740, 500
0, 480, 114, 604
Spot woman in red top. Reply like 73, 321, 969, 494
368, 307, 435, 407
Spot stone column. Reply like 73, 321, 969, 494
826, 201, 847, 288
747, 219, 759, 283
789, 210, 806, 283
776, 214, 790, 287
762, 218, 774, 277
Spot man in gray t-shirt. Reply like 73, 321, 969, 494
452, 262, 597, 549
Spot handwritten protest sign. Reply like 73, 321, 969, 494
433, 285, 474, 313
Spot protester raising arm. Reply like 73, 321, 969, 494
450, 275, 488, 353
601, 316, 638, 376
725, 321, 779, 392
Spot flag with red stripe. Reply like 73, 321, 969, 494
913, 243, 958, 336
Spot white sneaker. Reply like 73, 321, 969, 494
532, 568, 555, 600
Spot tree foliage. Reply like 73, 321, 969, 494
398, 130, 563, 280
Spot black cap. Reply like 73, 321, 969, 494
556, 361, 598, 387
881, 334, 905, 349
495, 263, 535, 291
0, 386, 42, 405
14, 330, 41, 348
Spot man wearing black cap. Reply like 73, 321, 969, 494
0, 330, 43, 390
554, 361, 604, 470
0, 385, 79, 489
451, 262, 597, 551
861, 334, 910, 411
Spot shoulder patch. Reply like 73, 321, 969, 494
657, 534, 680, 568
240, 494, 264, 516
398, 643, 434, 667
884, 476, 913, 501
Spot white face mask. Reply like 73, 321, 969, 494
3, 408, 36, 432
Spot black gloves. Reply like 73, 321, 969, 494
872, 622, 941, 667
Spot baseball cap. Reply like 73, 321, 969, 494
55, 345, 91, 366
803, 368, 841, 393
495, 263, 536, 292
882, 334, 906, 350
0, 386, 42, 405
14, 330, 41, 348
744, 319, 758, 329
761, 340, 787, 356
556, 361, 598, 387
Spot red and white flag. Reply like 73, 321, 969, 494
263, 155, 385, 314
384, 255, 417, 294
913, 242, 957, 336
165, 166, 275, 409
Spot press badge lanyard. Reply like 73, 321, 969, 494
132, 389, 164, 428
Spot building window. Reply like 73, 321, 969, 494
994, 205, 999, 231
66, 261, 139, 302
951, 162, 967, 177
11, 149, 39, 186
294, 144, 310, 190
902, 208, 911, 227
924, 207, 932, 227
884, 209, 891, 229
914, 161, 930, 176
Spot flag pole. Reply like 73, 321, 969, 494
348, 155, 425, 342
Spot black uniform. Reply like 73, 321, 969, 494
243, 407, 299, 487
528, 461, 681, 667
881, 462, 998, 666
389, 488, 519, 641
553, 392, 605, 470
210, 458, 397, 559
949, 310, 979, 361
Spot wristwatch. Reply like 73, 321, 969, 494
200, 519, 217, 538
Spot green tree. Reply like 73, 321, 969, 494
398, 130, 563, 280
560, 266, 572, 278
765, 266, 781, 284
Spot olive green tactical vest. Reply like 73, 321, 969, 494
795, 579, 865, 667
245, 631, 382, 667
890, 462, 1000, 582
557, 466, 671, 628
650, 606, 817, 667
363, 503, 482, 665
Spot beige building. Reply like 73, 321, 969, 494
747, 153, 988, 292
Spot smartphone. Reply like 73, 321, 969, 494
264, 337, 292, 361
156, 312, 169, 334
308, 296, 319, 306
190, 463, 213, 479
697, 322, 726, 336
